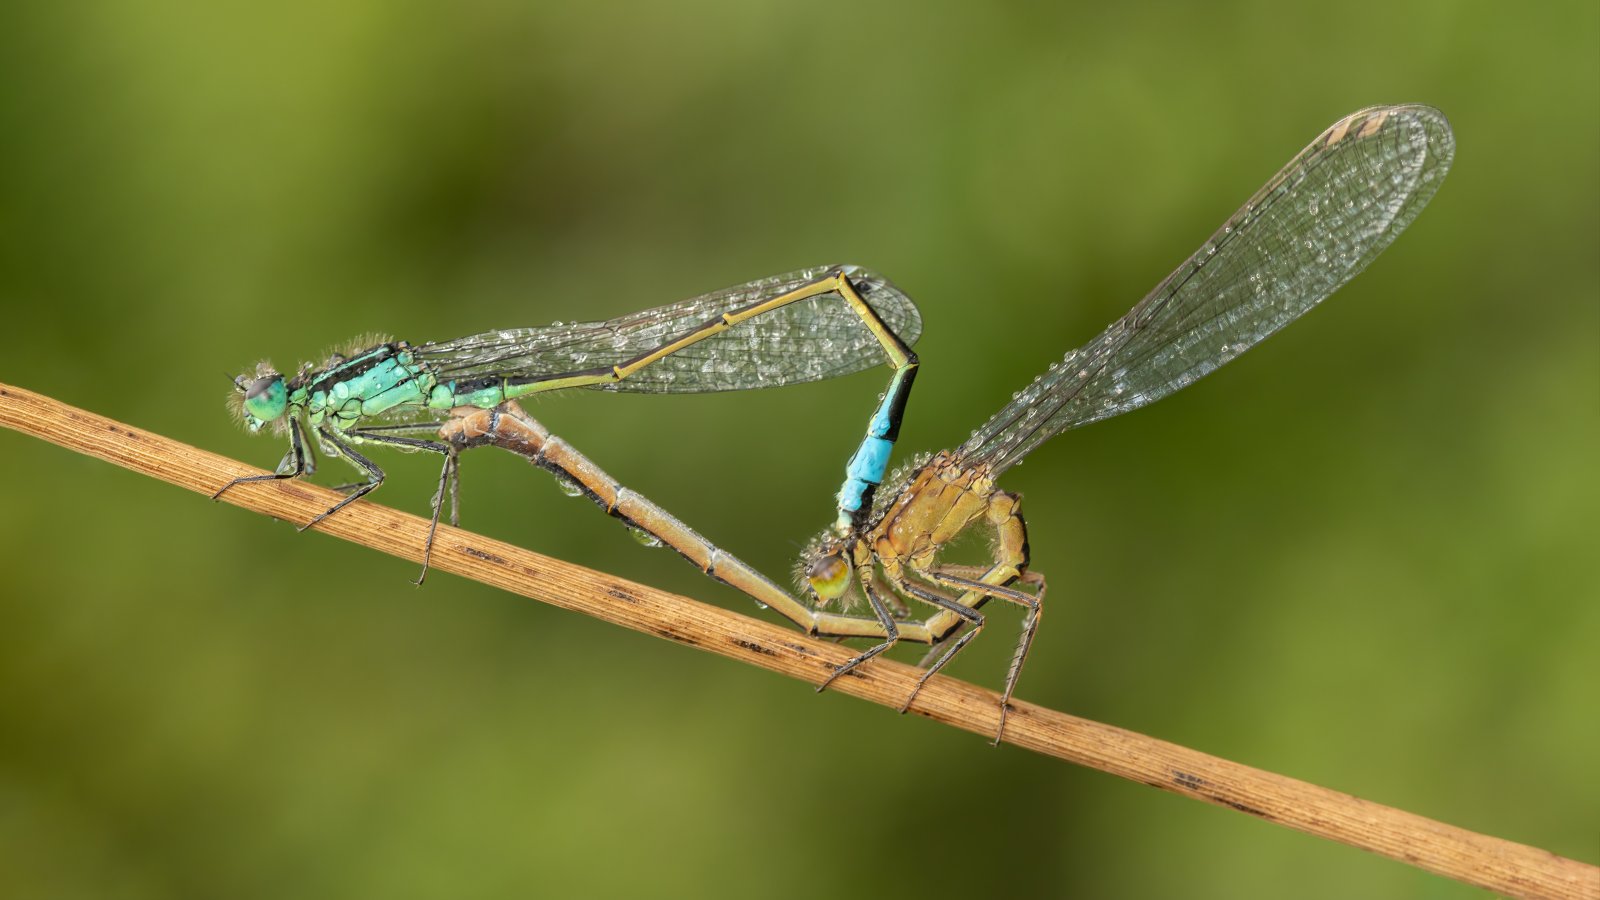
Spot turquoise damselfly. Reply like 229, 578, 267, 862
215, 265, 921, 583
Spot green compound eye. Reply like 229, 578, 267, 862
242, 375, 287, 427
806, 553, 852, 604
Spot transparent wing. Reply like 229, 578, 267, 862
960, 104, 1454, 473
414, 264, 920, 393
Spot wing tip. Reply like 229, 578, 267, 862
1331, 104, 1455, 173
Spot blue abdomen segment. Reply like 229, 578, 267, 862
835, 362, 917, 524
839, 436, 894, 513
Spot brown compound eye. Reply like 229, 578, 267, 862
806, 553, 851, 604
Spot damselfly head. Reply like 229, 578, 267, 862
804, 548, 852, 607
227, 363, 289, 434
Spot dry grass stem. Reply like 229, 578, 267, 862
2, 382, 1594, 900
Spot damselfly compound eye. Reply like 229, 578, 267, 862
806, 553, 851, 604
242, 375, 288, 424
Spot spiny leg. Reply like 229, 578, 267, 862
1002, 570, 1046, 730
917, 623, 967, 668
299, 428, 388, 531
343, 419, 461, 521
893, 491, 1038, 742
891, 576, 987, 714
817, 566, 900, 692
923, 563, 997, 580
869, 570, 911, 619
212, 416, 312, 500
412, 449, 460, 584
447, 450, 461, 527
900, 564, 1019, 667
344, 420, 451, 438
909, 564, 1019, 663
352, 421, 460, 517
924, 567, 1044, 744
924, 569, 1043, 684
345, 426, 455, 583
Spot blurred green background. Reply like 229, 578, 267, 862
1, 2, 1595, 897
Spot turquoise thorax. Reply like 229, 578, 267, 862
292, 342, 532, 429
299, 345, 438, 428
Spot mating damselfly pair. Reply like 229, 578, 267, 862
218, 105, 1454, 742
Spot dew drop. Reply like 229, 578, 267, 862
628, 527, 664, 548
